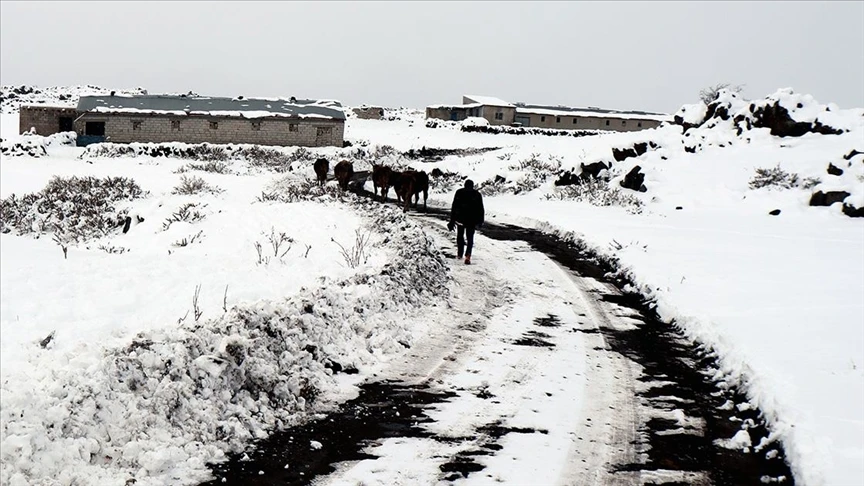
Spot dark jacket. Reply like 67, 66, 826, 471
449, 187, 485, 227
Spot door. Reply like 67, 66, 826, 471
59, 116, 73, 132
449, 111, 458, 121
515, 115, 531, 127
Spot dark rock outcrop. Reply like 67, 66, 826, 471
749, 103, 844, 138
809, 191, 850, 207
827, 163, 844, 176
842, 204, 864, 218
620, 166, 647, 192
769, 209, 781, 216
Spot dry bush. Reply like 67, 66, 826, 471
544, 179, 644, 214
172, 175, 224, 195
0, 175, 147, 241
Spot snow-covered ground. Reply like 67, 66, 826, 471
2, 86, 863, 485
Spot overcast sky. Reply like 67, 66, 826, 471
1, 1, 862, 113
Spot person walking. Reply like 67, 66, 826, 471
447, 179, 485, 265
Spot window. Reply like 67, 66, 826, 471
540, 116, 546, 122
209, 121, 218, 130
171, 120, 181, 130
132, 121, 142, 131
556, 116, 561, 123
289, 123, 299, 132
494, 112, 503, 120
638, 122, 643, 127
622, 120, 627, 126
605, 120, 610, 126
317, 126, 332, 136
251, 121, 262, 131
572, 118, 578, 124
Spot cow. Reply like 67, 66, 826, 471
372, 164, 393, 201
396, 170, 429, 212
390, 170, 405, 204
313, 158, 329, 186
334, 160, 354, 191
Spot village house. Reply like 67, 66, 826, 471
18, 94, 346, 147
426, 94, 669, 132
351, 105, 386, 120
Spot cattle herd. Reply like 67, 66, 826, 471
314, 158, 429, 213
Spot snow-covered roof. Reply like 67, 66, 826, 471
427, 102, 483, 110
463, 95, 515, 108
516, 105, 671, 122
77, 95, 346, 120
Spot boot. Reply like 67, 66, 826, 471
464, 255, 471, 265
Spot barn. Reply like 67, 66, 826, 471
19, 94, 346, 147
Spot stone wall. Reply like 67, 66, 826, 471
76, 113, 344, 147
18, 106, 79, 136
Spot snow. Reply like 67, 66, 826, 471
2, 86, 864, 485
90, 107, 341, 120
462, 95, 515, 107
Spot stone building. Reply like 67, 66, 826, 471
426, 94, 669, 132
19, 94, 346, 147
426, 95, 515, 125
351, 105, 385, 120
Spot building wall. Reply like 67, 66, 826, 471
426, 106, 479, 122
352, 106, 385, 120
518, 112, 663, 132
77, 113, 344, 147
19, 106, 79, 136
480, 106, 516, 126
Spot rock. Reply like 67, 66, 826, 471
620, 166, 647, 192
675, 206, 683, 210
844, 149, 863, 161
827, 163, 844, 176
842, 204, 864, 218
579, 161, 610, 181
769, 209, 781, 215
751, 102, 844, 138
809, 191, 851, 207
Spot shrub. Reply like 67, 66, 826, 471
0, 176, 147, 241
258, 175, 346, 203
175, 160, 231, 174
748, 164, 802, 190
544, 178, 644, 214
162, 202, 207, 231
172, 175, 224, 195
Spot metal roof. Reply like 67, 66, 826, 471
76, 95, 345, 120
463, 95, 515, 107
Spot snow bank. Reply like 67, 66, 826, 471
0, 131, 76, 158
0, 200, 449, 485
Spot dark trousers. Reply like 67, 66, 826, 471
456, 224, 476, 257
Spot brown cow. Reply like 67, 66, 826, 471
390, 170, 405, 204
372, 164, 392, 201
396, 170, 429, 212
334, 160, 354, 191
313, 158, 329, 186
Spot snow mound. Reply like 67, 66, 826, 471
0, 200, 449, 485
0, 131, 76, 158
0, 85, 148, 114
674, 87, 864, 138
461, 116, 489, 127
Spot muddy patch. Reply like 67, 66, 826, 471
439, 421, 548, 481
200, 381, 456, 485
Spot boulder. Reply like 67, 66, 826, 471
620, 166, 647, 192
809, 191, 850, 207
842, 204, 864, 218
827, 163, 844, 176
769, 209, 781, 216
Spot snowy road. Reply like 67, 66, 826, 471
203, 206, 794, 485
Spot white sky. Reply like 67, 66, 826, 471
1, 1, 862, 113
